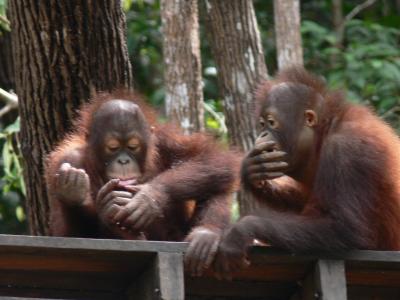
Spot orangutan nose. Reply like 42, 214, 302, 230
118, 158, 130, 165
258, 131, 269, 139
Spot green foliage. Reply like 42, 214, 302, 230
0, 118, 25, 195
0, 0, 10, 32
302, 19, 400, 129
204, 99, 228, 141
123, 0, 228, 136
231, 198, 240, 222
124, 0, 164, 106
0, 118, 27, 233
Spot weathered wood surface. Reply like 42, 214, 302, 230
0, 235, 399, 299
129, 252, 185, 300
300, 260, 347, 300
0, 235, 186, 299
187, 247, 400, 300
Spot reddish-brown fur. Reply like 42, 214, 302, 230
45, 90, 240, 240
245, 67, 400, 250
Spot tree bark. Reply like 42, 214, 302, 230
161, 0, 204, 134
203, 0, 267, 151
9, 0, 133, 235
0, 31, 15, 90
332, 0, 344, 48
203, 0, 268, 215
273, 0, 304, 69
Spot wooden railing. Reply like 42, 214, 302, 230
0, 235, 399, 299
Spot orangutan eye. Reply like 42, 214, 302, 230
267, 116, 278, 129
259, 118, 266, 128
127, 137, 141, 152
127, 144, 140, 152
107, 145, 119, 152
106, 139, 120, 152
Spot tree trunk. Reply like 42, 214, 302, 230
161, 0, 204, 134
273, 0, 304, 69
9, 0, 133, 235
203, 0, 267, 151
332, 0, 344, 48
203, 0, 268, 215
0, 31, 15, 90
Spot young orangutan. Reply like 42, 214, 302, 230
45, 91, 240, 276
214, 67, 400, 276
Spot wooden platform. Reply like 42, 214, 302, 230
0, 235, 399, 299
0, 235, 186, 300
188, 247, 400, 300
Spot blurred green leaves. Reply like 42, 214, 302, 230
0, 118, 24, 196
0, 0, 10, 32
0, 118, 27, 233
302, 18, 400, 129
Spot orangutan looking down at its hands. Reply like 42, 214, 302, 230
45, 91, 240, 276
214, 67, 400, 277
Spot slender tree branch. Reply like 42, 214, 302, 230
0, 15, 10, 27
335, 0, 378, 48
0, 103, 16, 118
0, 88, 18, 118
381, 105, 400, 119
0, 88, 18, 105
204, 102, 227, 134
344, 0, 378, 23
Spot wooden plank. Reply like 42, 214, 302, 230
348, 285, 400, 300
0, 270, 130, 292
0, 252, 153, 273
186, 248, 309, 299
317, 260, 347, 300
0, 255, 150, 297
0, 286, 124, 299
0, 236, 400, 299
186, 277, 298, 299
249, 247, 400, 265
302, 260, 347, 300
0, 234, 187, 253
157, 252, 185, 300
347, 269, 400, 287
202, 263, 309, 283
128, 252, 184, 300
0, 235, 187, 299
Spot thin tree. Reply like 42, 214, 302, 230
332, 0, 344, 49
273, 0, 304, 69
9, 0, 133, 235
203, 0, 268, 214
333, 0, 378, 49
161, 0, 204, 133
203, 0, 267, 151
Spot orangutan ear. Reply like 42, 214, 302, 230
305, 110, 318, 127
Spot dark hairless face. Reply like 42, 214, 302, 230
88, 99, 152, 182
256, 83, 318, 180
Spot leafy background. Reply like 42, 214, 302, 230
0, 0, 399, 233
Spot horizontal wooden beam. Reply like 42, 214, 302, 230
0, 234, 187, 253
0, 235, 398, 299
249, 246, 400, 264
